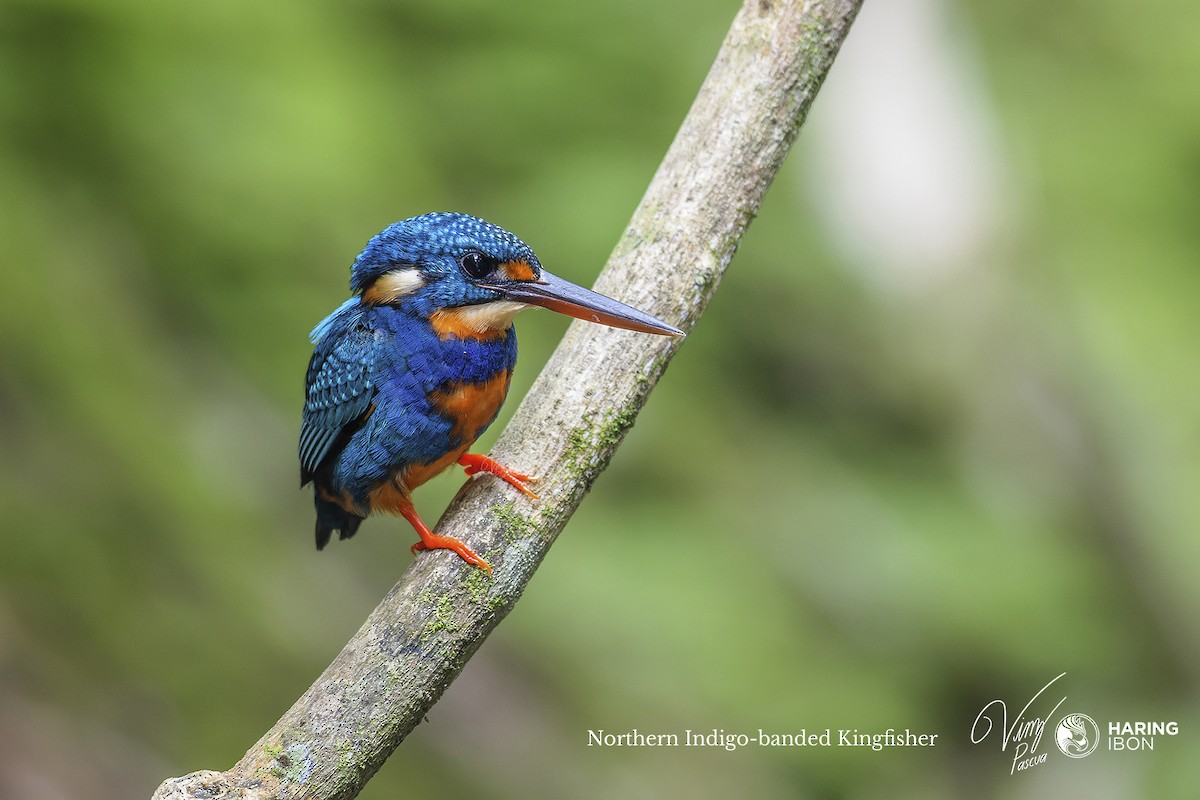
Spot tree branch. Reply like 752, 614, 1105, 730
152, 2, 862, 797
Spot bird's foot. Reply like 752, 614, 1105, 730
398, 498, 491, 572
410, 534, 490, 573
458, 453, 539, 499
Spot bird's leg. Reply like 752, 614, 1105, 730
458, 453, 539, 499
398, 497, 491, 573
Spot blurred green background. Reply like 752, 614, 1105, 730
2, 0, 1198, 797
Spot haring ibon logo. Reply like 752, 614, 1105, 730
1055, 713, 1100, 758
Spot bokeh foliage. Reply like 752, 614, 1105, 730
1, 0, 1197, 798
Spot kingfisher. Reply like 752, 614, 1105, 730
300, 212, 681, 571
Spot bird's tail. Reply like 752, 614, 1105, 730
314, 494, 365, 550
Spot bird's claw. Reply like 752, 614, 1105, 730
411, 534, 491, 573
458, 453, 539, 499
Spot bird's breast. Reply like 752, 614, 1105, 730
428, 370, 513, 444
396, 368, 513, 494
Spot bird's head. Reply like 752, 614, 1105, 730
349, 213, 681, 337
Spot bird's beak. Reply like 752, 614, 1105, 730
481, 270, 683, 336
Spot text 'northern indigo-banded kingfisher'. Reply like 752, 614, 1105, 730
300, 212, 682, 571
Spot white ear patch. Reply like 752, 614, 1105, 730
364, 269, 424, 304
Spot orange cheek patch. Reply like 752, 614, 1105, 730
501, 259, 538, 282
430, 308, 486, 340
429, 306, 523, 339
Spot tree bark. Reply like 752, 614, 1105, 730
152, 1, 862, 797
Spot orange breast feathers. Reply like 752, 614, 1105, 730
378, 370, 513, 504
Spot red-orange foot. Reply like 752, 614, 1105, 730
410, 534, 490, 572
458, 453, 539, 499
398, 497, 490, 572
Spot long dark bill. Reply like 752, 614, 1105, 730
486, 270, 683, 336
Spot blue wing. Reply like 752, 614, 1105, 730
300, 302, 377, 481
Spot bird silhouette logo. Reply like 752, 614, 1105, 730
1054, 713, 1100, 758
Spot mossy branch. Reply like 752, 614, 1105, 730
152, 2, 862, 798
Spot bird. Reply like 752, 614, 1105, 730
300, 212, 682, 571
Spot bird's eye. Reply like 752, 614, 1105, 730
459, 251, 492, 279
